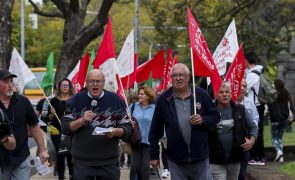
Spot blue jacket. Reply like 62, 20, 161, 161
149, 87, 220, 163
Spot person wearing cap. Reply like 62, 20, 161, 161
0, 70, 49, 180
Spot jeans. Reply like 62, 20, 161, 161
168, 158, 210, 180
0, 156, 30, 180
271, 120, 287, 151
210, 163, 240, 180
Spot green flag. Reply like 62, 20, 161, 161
87, 50, 95, 72
41, 52, 54, 96
147, 71, 153, 88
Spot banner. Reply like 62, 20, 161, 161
187, 8, 222, 96
213, 19, 239, 76
41, 52, 54, 96
74, 53, 90, 93
225, 44, 246, 101
9, 48, 36, 93
117, 29, 134, 78
92, 17, 116, 91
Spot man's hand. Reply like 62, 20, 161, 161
190, 114, 202, 125
241, 137, 256, 151
82, 110, 96, 124
39, 150, 49, 164
150, 160, 159, 170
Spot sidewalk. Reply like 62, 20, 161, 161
31, 162, 294, 180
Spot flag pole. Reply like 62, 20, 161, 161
33, 79, 61, 123
190, 48, 197, 115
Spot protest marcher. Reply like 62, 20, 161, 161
61, 69, 132, 180
0, 70, 48, 180
48, 78, 74, 180
149, 63, 220, 180
130, 86, 155, 180
268, 79, 293, 162
236, 79, 259, 180
209, 81, 258, 180
245, 51, 266, 165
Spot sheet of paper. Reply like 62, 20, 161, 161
34, 157, 53, 176
92, 127, 112, 135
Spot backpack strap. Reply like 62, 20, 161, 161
250, 70, 261, 103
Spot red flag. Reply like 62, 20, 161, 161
74, 53, 90, 93
116, 74, 125, 100
225, 44, 246, 101
92, 17, 117, 91
92, 17, 116, 68
187, 8, 222, 96
156, 49, 174, 92
136, 50, 165, 83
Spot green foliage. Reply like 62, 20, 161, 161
279, 161, 295, 178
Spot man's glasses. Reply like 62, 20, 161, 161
171, 73, 186, 79
87, 80, 104, 85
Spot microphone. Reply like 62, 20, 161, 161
86, 100, 97, 126
91, 99, 97, 111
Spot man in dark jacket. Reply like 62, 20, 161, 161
149, 63, 220, 180
209, 81, 257, 180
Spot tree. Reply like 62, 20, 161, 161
29, 0, 116, 83
0, 0, 15, 69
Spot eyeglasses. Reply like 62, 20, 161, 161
87, 80, 104, 85
61, 84, 69, 87
171, 73, 186, 79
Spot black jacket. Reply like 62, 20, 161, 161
149, 87, 220, 163
208, 102, 249, 164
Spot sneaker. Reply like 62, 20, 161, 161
256, 159, 266, 166
279, 156, 284, 162
274, 150, 283, 162
248, 159, 257, 165
161, 169, 170, 178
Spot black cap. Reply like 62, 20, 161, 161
0, 70, 17, 80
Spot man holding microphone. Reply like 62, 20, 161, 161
149, 63, 221, 180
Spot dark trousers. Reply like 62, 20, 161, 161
73, 163, 120, 180
51, 134, 73, 180
161, 141, 169, 170
131, 143, 150, 180
251, 105, 265, 160
238, 152, 250, 180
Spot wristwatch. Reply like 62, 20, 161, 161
0, 136, 9, 144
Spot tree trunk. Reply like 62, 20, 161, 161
0, 0, 14, 70
54, 0, 115, 83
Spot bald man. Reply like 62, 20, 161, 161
61, 69, 132, 180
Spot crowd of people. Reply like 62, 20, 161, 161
0, 51, 293, 180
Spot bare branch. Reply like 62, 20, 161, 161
28, 0, 64, 18
51, 0, 68, 15
80, 0, 91, 19
74, 0, 116, 49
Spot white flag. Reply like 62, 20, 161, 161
213, 19, 239, 76
9, 48, 36, 93
67, 61, 80, 81
116, 29, 134, 78
99, 58, 116, 92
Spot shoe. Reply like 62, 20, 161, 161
256, 159, 266, 166
279, 156, 284, 162
248, 159, 257, 165
161, 169, 170, 178
274, 150, 283, 162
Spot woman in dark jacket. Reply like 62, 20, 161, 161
268, 79, 292, 162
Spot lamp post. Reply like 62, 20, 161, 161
21, 0, 25, 60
